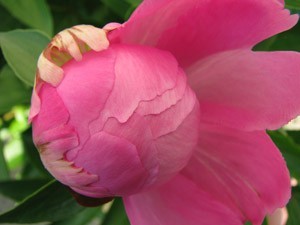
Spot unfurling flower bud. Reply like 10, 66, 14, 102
30, 25, 200, 198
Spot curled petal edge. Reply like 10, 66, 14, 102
29, 24, 120, 122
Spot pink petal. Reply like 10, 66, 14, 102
188, 50, 300, 131
57, 48, 116, 160
73, 131, 149, 197
32, 83, 69, 137
181, 123, 291, 225
88, 44, 180, 134
124, 174, 241, 225
111, 0, 298, 67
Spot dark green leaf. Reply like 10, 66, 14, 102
262, 218, 268, 225
52, 207, 103, 225
0, 5, 24, 32
287, 131, 300, 145
244, 222, 252, 225
268, 130, 300, 181
101, 0, 131, 19
21, 128, 51, 178
0, 140, 9, 180
0, 65, 31, 115
0, 181, 85, 223
0, 0, 53, 36
287, 187, 300, 225
125, 0, 142, 6
285, 0, 300, 11
0, 30, 50, 86
0, 179, 49, 201
254, 22, 300, 52
102, 198, 130, 225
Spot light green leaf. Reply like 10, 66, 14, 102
0, 30, 50, 86
0, 179, 49, 201
0, 65, 31, 115
0, 0, 53, 36
0, 181, 85, 223
102, 198, 130, 225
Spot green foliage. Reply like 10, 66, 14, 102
287, 187, 300, 225
0, 181, 85, 223
268, 130, 300, 181
52, 207, 103, 225
254, 22, 300, 52
0, 30, 50, 86
0, 140, 9, 180
285, 0, 300, 11
0, 179, 49, 201
102, 198, 131, 225
0, 0, 300, 225
0, 0, 53, 36
0, 65, 31, 114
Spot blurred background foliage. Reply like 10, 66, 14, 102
0, 1, 299, 225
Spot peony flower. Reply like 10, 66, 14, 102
29, 0, 300, 224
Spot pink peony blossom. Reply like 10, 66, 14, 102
30, 0, 300, 224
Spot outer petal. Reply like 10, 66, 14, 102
188, 50, 300, 131
110, 0, 298, 67
124, 174, 242, 225
181, 123, 291, 225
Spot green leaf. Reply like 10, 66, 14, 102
0, 5, 23, 32
0, 0, 53, 36
52, 207, 103, 225
0, 179, 49, 201
0, 181, 85, 223
287, 131, 300, 145
0, 140, 9, 180
287, 187, 300, 225
268, 130, 300, 181
0, 30, 50, 86
21, 128, 51, 178
0, 65, 31, 115
285, 0, 300, 11
102, 198, 130, 225
101, 0, 131, 19
254, 22, 300, 52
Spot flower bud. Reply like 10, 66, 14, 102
30, 25, 200, 198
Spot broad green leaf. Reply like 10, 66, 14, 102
0, 179, 49, 201
52, 207, 103, 225
268, 131, 300, 181
102, 198, 130, 225
0, 181, 85, 223
0, 140, 9, 180
0, 0, 53, 36
0, 65, 31, 115
0, 30, 50, 86
0, 5, 23, 32
286, 0, 300, 11
287, 187, 300, 225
